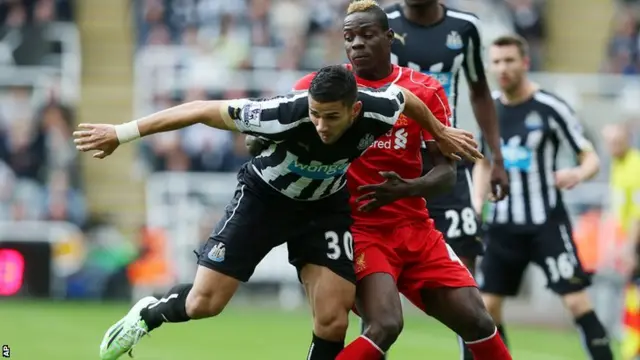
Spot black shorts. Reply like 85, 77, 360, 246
196, 165, 356, 283
426, 164, 483, 259
479, 212, 591, 296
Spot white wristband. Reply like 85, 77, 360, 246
114, 121, 141, 144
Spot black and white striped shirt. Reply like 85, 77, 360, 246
480, 89, 594, 227
386, 4, 486, 195
228, 85, 406, 200
386, 4, 485, 129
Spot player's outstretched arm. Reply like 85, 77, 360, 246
396, 86, 483, 162
73, 100, 238, 159
136, 100, 239, 135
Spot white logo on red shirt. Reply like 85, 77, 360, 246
394, 128, 407, 149
370, 128, 408, 150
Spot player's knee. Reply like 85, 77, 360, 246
366, 314, 404, 348
465, 307, 497, 340
185, 289, 228, 319
313, 309, 349, 341
455, 290, 496, 340
562, 290, 593, 317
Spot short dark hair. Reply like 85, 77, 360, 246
308, 65, 358, 106
492, 34, 529, 58
347, 0, 390, 31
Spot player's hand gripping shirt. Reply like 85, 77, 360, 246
227, 86, 405, 201
293, 65, 451, 227
386, 4, 485, 129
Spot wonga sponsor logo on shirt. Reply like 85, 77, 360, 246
288, 159, 349, 180
502, 144, 532, 171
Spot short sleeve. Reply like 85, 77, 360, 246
538, 92, 594, 156
357, 84, 406, 126
419, 85, 451, 142
227, 92, 309, 140
556, 111, 593, 155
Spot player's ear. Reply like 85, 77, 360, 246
351, 101, 363, 118
386, 29, 394, 44
523, 55, 531, 71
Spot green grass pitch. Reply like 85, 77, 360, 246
0, 300, 622, 359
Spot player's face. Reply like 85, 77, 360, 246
343, 12, 393, 73
308, 97, 362, 144
489, 45, 530, 92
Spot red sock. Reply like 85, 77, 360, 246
336, 335, 384, 360
466, 328, 512, 360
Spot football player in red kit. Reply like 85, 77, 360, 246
248, 1, 513, 359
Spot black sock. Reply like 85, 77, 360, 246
575, 310, 613, 360
140, 283, 193, 331
307, 333, 344, 360
497, 324, 509, 348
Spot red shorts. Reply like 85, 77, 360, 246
353, 220, 477, 312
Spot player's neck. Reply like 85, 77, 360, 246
402, 3, 444, 26
354, 63, 394, 82
502, 81, 537, 105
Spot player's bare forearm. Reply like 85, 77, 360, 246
137, 100, 237, 137
407, 142, 456, 198
409, 164, 456, 199
472, 158, 492, 213
469, 81, 503, 162
397, 87, 446, 140
575, 150, 600, 181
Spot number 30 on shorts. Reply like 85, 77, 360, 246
325, 230, 354, 261
444, 207, 477, 239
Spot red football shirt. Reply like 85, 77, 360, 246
292, 64, 451, 228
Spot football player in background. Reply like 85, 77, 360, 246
474, 34, 612, 360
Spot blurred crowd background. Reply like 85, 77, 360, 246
0, 0, 639, 343
134, 0, 551, 174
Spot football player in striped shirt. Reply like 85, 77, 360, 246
74, 65, 481, 360
474, 34, 612, 360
